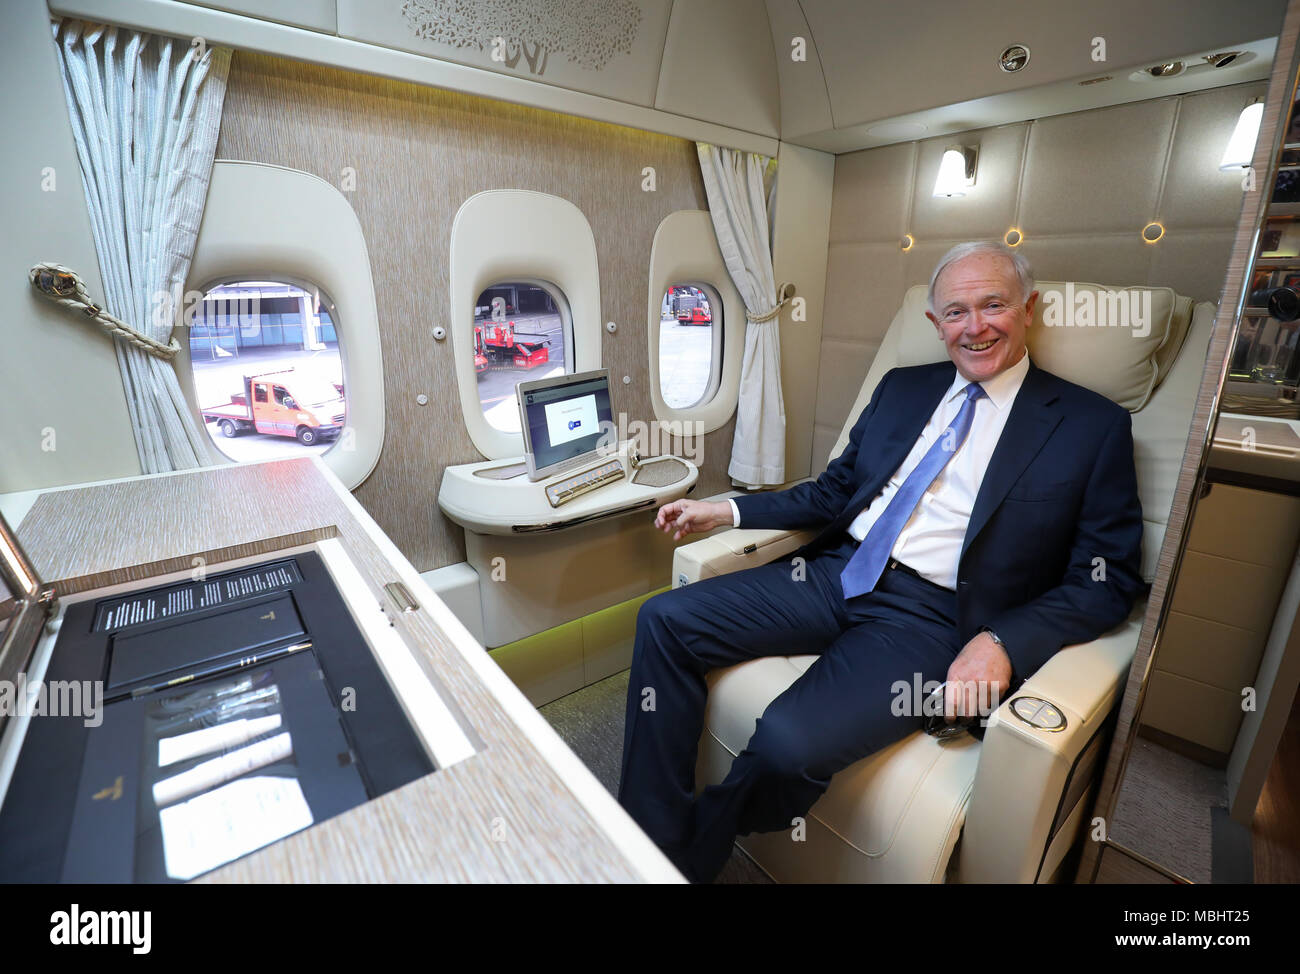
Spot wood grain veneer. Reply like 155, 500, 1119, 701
214, 52, 721, 573
18, 458, 658, 882
1078, 0, 1300, 883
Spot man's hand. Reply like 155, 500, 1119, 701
943, 631, 1013, 724
654, 499, 734, 541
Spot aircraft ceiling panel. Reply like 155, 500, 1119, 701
336, 0, 676, 110
764, 0, 834, 137
654, 0, 781, 139
798, 0, 1287, 129
180, 0, 338, 34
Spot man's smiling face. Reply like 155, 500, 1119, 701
926, 253, 1037, 383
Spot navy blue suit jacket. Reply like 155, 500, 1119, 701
733, 361, 1145, 680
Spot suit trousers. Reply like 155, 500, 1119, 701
617, 534, 964, 882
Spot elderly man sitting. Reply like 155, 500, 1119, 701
618, 240, 1145, 883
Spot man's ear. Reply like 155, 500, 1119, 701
1023, 289, 1040, 323
925, 311, 941, 336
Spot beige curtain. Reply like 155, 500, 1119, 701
54, 21, 230, 472
696, 144, 786, 488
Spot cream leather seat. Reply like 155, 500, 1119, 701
673, 281, 1213, 883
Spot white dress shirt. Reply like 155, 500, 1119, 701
729, 354, 1030, 591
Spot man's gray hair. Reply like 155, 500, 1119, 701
927, 241, 1034, 313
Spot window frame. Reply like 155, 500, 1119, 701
647, 210, 746, 434
184, 161, 384, 490
450, 190, 602, 461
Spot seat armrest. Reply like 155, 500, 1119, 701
672, 527, 819, 587
956, 603, 1144, 882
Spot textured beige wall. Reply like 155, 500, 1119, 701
816, 81, 1266, 471
215, 51, 717, 572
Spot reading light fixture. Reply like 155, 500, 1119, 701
934, 145, 978, 198
1220, 100, 1264, 170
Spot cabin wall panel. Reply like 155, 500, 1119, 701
769, 141, 835, 482
0, 0, 142, 493
1019, 100, 1178, 235
814, 81, 1265, 471
214, 51, 715, 572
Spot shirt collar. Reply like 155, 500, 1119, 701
945, 351, 1030, 411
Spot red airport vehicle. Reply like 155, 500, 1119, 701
473, 319, 550, 370
670, 286, 712, 325
201, 369, 345, 446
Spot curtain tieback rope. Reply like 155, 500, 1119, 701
28, 262, 180, 361
745, 282, 796, 323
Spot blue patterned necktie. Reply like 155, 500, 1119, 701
840, 382, 986, 599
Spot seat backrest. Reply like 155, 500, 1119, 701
827, 282, 1214, 583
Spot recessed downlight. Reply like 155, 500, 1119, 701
1205, 51, 1244, 68
1148, 61, 1185, 78
999, 44, 1030, 73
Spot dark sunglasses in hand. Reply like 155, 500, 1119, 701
922, 684, 980, 740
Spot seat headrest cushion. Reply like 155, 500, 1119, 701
887, 281, 1193, 411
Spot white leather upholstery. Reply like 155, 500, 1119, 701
671, 526, 817, 587
674, 283, 1214, 883
697, 655, 979, 883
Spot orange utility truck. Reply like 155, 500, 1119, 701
201, 369, 345, 445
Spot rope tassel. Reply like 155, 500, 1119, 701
29, 262, 181, 361
746, 282, 796, 323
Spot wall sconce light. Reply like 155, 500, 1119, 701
1220, 100, 1264, 170
934, 145, 978, 198
900, 233, 915, 252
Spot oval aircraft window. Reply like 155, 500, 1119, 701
659, 284, 720, 409
190, 281, 347, 461
474, 281, 571, 433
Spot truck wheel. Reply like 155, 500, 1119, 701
219, 420, 238, 438
296, 426, 318, 446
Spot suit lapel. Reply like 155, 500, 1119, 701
959, 364, 1062, 563
835, 364, 954, 529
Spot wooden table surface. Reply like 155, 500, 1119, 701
14, 457, 680, 883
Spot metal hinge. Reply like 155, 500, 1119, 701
383, 581, 419, 614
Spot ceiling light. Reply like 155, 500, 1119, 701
999, 45, 1030, 73
1204, 51, 1243, 68
934, 146, 978, 198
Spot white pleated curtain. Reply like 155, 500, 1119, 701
53, 21, 230, 473
696, 144, 786, 488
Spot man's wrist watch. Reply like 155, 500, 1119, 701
980, 626, 1017, 684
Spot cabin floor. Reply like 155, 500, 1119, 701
1110, 738, 1227, 882
1253, 687, 1300, 883
539, 670, 772, 884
